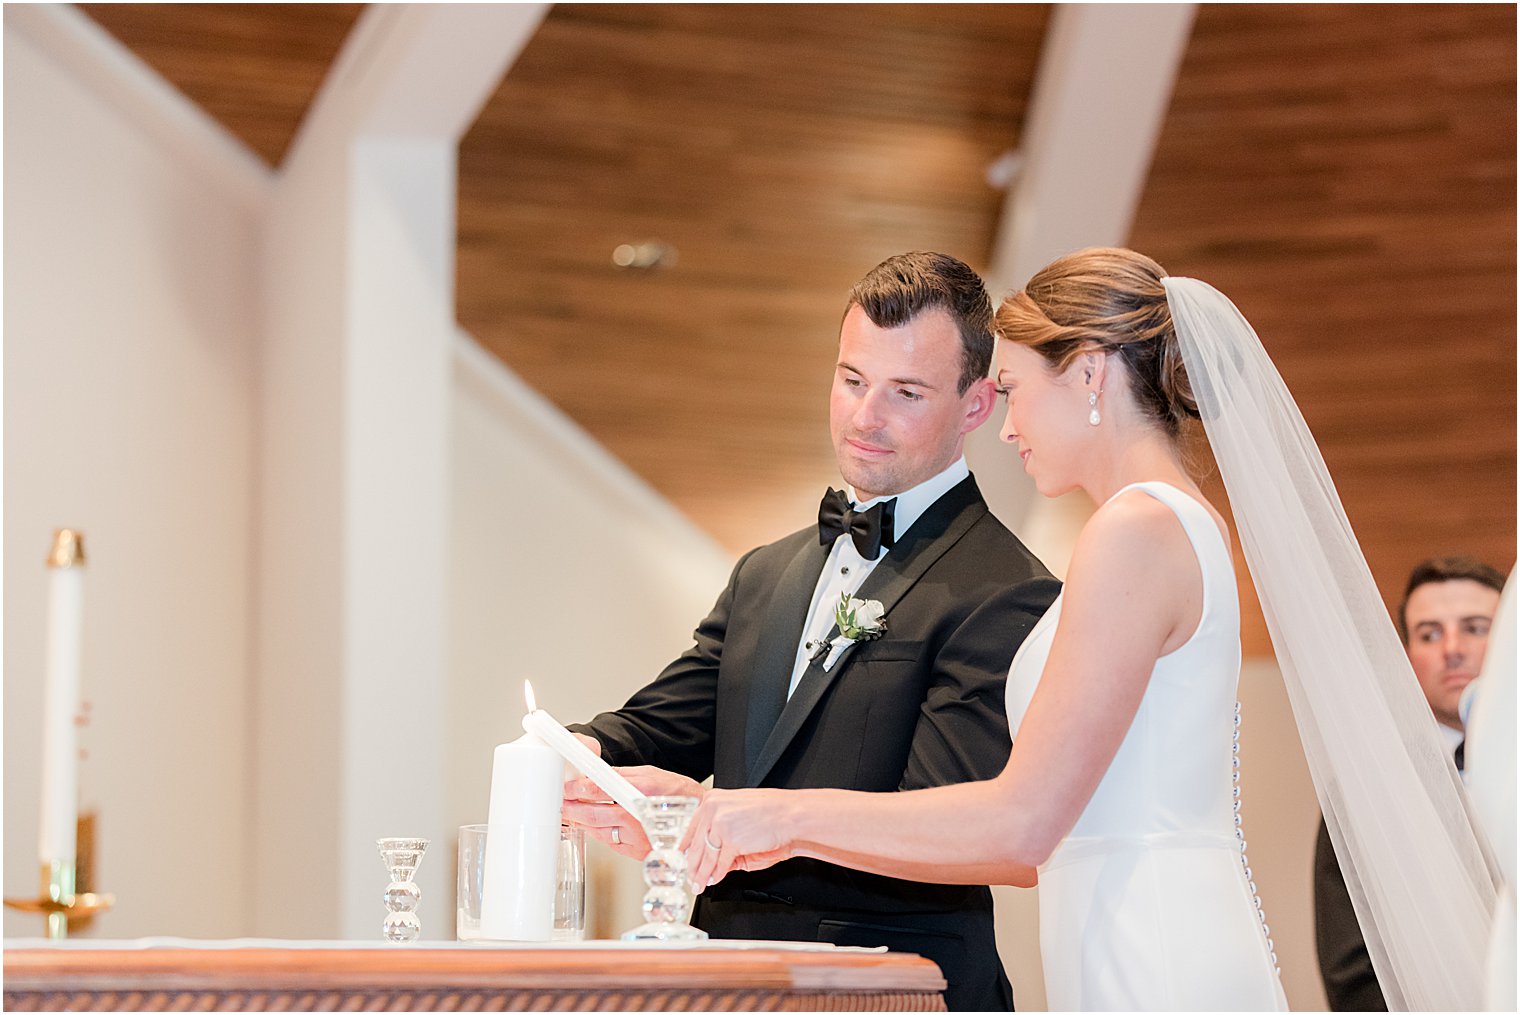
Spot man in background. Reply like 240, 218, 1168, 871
1314, 555, 1506, 1010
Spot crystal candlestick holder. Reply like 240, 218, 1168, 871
622, 796, 709, 942
376, 837, 429, 943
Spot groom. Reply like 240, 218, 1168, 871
566, 252, 1060, 1011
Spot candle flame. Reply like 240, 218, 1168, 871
524, 679, 537, 712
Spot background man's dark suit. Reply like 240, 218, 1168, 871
1315, 737, 1466, 1011
1314, 818, 1386, 1010
574, 475, 1059, 1011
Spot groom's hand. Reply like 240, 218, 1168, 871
560, 734, 646, 856
562, 757, 707, 859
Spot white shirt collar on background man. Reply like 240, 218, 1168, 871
787, 457, 971, 699
1437, 721, 1465, 781
1437, 722, 1463, 754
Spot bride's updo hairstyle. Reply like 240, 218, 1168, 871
996, 247, 1201, 439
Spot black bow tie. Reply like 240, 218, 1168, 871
818, 488, 897, 561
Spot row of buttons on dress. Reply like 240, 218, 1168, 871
1235, 700, 1281, 975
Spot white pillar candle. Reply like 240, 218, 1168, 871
521, 680, 647, 818
479, 732, 563, 941
39, 530, 85, 878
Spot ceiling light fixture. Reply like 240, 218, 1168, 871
985, 150, 1023, 190
612, 241, 677, 270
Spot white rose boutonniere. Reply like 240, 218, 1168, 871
811, 592, 888, 671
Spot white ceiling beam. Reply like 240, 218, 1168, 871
288, 2, 548, 155
986, 3, 1196, 297
968, 3, 1196, 568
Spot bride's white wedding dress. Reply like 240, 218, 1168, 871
1006, 480, 1288, 1011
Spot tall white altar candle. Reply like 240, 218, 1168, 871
520, 680, 647, 817
479, 732, 563, 941
39, 530, 86, 880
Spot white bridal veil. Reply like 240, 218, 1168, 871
1164, 276, 1500, 1011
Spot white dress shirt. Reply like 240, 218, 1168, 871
786, 457, 971, 698
1437, 720, 1465, 783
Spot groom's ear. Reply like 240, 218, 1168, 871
960, 376, 997, 433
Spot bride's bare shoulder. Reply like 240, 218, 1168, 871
1068, 488, 1194, 584
1087, 486, 1191, 541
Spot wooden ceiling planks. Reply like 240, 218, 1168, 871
67, 3, 1516, 612
79, 2, 364, 166
457, 4, 1052, 553
1130, 3, 1516, 652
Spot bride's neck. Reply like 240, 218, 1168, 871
1080, 428, 1193, 505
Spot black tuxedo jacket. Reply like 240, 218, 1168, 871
574, 475, 1059, 1011
1314, 818, 1387, 1010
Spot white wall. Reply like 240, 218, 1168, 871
448, 335, 735, 935
1237, 658, 1329, 1010
3, 10, 267, 938
248, 88, 352, 939
249, 4, 548, 939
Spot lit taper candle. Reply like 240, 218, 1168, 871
520, 680, 647, 817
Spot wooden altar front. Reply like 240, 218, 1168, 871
3, 944, 947, 1011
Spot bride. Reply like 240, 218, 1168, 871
678, 248, 1497, 1010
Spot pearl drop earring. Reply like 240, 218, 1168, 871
1088, 391, 1101, 426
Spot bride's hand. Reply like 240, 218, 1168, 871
682, 788, 798, 891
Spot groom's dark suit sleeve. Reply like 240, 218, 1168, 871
571, 550, 1056, 791
571, 475, 1060, 800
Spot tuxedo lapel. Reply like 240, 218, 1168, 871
746, 477, 989, 787
742, 536, 828, 779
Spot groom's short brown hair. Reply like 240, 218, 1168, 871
846, 252, 994, 395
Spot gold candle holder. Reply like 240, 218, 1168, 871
6, 812, 114, 939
